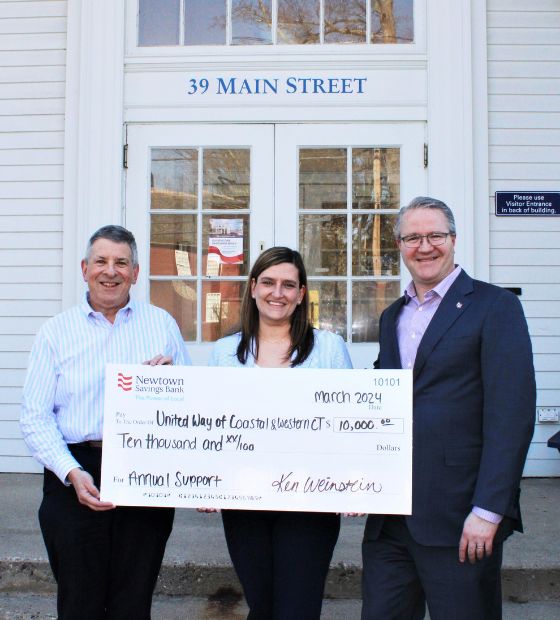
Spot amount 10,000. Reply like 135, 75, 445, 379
335, 417, 392, 432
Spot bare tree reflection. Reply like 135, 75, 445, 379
227, 0, 410, 45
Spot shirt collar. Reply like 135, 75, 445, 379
404, 265, 462, 304
80, 292, 134, 320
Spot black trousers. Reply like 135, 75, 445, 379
39, 444, 174, 620
222, 509, 340, 620
361, 516, 503, 620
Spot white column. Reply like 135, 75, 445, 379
426, 0, 486, 274
62, 0, 126, 307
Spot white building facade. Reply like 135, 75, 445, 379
1, 0, 559, 475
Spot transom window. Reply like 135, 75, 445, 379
138, 0, 414, 47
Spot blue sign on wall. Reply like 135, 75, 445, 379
495, 192, 560, 216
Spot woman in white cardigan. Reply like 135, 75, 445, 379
208, 246, 352, 620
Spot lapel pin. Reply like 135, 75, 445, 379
456, 302, 463, 309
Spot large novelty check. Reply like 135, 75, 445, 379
100, 365, 412, 514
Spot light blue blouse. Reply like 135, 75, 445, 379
208, 329, 353, 369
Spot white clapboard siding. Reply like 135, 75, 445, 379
488, 62, 560, 79
0, 266, 62, 283
0, 0, 66, 473
0, 335, 36, 352
0, 198, 63, 215
0, 49, 66, 66
490, 129, 560, 145
0, 1, 66, 19
488, 0, 560, 476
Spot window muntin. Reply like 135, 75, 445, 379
298, 146, 400, 342
137, 0, 414, 47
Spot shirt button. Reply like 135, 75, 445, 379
418, 306, 423, 311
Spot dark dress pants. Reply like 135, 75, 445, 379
361, 516, 503, 620
39, 444, 174, 620
222, 509, 340, 620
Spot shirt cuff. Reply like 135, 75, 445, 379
473, 506, 503, 524
55, 455, 83, 486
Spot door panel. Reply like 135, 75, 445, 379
126, 124, 274, 364
275, 123, 426, 367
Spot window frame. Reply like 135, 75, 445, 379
126, 0, 426, 61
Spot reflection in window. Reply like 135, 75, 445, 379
352, 148, 400, 209
298, 145, 401, 343
352, 280, 400, 342
300, 214, 347, 276
278, 0, 319, 45
151, 149, 198, 210
138, 0, 413, 46
203, 149, 250, 209
308, 281, 347, 339
372, 0, 414, 43
232, 0, 273, 45
151, 280, 197, 341
138, 0, 180, 46
352, 214, 399, 276
299, 149, 346, 210
185, 0, 226, 45
202, 281, 246, 341
324, 0, 366, 44
150, 214, 197, 276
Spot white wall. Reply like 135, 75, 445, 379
487, 0, 560, 475
0, 0, 67, 472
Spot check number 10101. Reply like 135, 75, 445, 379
334, 417, 404, 433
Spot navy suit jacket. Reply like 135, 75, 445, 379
364, 270, 536, 547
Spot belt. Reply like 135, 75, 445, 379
70, 440, 103, 449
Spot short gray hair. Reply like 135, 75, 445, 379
84, 225, 138, 267
394, 196, 457, 239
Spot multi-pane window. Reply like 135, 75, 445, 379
149, 148, 250, 342
146, 140, 403, 345
138, 0, 414, 47
298, 147, 401, 342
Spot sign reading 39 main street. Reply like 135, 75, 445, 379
101, 365, 412, 514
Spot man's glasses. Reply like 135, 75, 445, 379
399, 232, 453, 248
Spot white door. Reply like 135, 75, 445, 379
275, 123, 426, 367
126, 124, 275, 364
125, 123, 426, 366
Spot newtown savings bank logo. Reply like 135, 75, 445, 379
117, 373, 132, 391
116, 371, 185, 401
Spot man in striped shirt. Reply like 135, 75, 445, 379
20, 225, 191, 620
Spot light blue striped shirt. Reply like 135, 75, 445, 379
20, 295, 191, 482
209, 329, 353, 369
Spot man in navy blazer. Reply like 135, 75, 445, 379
361, 197, 535, 620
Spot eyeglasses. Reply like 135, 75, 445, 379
399, 232, 453, 248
